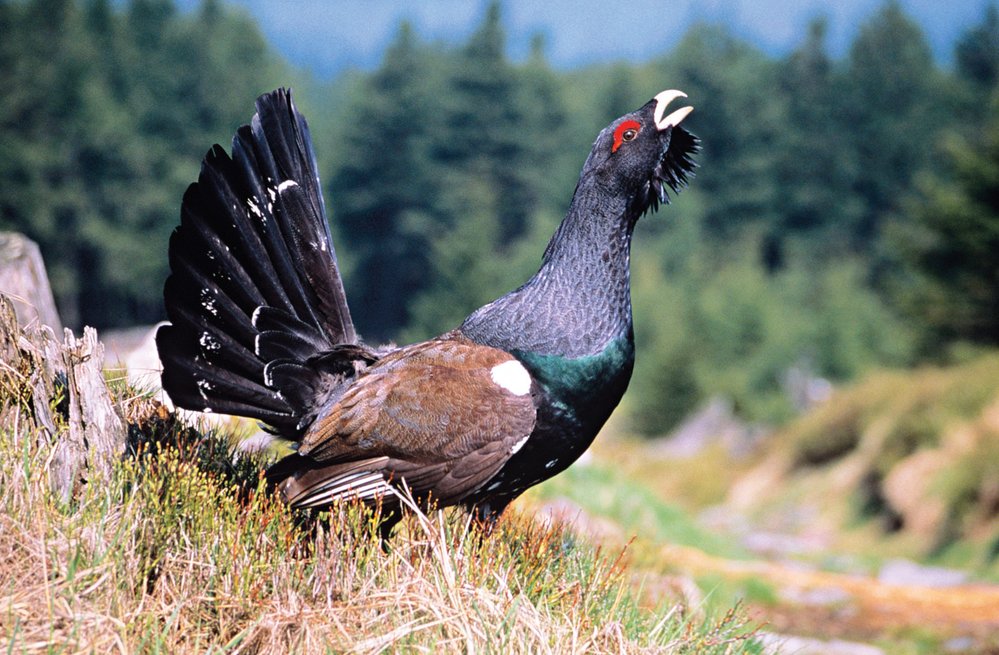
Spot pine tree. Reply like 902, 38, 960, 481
892, 100, 999, 346
844, 1, 946, 243
0, 0, 284, 328
440, 2, 537, 243
772, 17, 861, 261
955, 3, 999, 93
330, 22, 446, 340
661, 25, 786, 241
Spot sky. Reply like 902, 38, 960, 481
180, 0, 991, 78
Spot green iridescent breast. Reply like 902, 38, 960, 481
513, 336, 635, 423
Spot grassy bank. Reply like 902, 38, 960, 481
0, 344, 758, 653
732, 352, 999, 572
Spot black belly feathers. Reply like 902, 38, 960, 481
157, 88, 697, 529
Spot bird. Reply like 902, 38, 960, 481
155, 87, 698, 535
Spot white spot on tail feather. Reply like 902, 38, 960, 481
277, 179, 298, 193
199, 332, 220, 352
200, 289, 218, 317
196, 378, 215, 407
246, 196, 266, 224
490, 360, 531, 396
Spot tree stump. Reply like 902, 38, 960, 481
52, 325, 127, 500
0, 232, 63, 333
1, 303, 125, 502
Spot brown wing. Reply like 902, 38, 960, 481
276, 333, 537, 509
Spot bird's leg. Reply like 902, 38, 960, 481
469, 498, 511, 537
377, 510, 402, 548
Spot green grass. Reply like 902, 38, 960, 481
695, 574, 779, 609
531, 462, 746, 560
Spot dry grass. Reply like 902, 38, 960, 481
0, 359, 758, 653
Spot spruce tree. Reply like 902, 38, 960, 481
330, 22, 445, 340
893, 100, 999, 346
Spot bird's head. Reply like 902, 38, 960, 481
582, 90, 699, 216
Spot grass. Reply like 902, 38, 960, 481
529, 461, 745, 561
0, 347, 760, 653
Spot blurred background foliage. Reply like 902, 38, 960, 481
1, 0, 998, 436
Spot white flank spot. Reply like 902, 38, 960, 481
277, 179, 298, 193
490, 360, 531, 396
511, 434, 529, 455
545, 459, 558, 469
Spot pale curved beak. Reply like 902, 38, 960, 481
653, 90, 693, 131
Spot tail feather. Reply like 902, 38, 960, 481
157, 88, 360, 438
240, 94, 354, 345
275, 181, 355, 342
160, 286, 261, 380
253, 306, 330, 362
200, 145, 302, 316
158, 325, 292, 422
175, 186, 267, 313
263, 361, 323, 418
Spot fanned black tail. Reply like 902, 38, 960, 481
156, 89, 364, 438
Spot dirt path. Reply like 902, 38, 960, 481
662, 543, 999, 643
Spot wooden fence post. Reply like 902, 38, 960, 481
0, 232, 63, 333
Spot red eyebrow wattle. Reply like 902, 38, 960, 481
612, 120, 641, 153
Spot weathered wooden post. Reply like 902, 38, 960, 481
0, 232, 63, 333
52, 325, 127, 500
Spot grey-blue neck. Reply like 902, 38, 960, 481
460, 179, 637, 358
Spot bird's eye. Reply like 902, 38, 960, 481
612, 120, 642, 153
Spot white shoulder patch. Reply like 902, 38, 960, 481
490, 360, 532, 396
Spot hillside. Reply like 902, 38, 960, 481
0, 302, 760, 654
729, 352, 999, 568
10, 301, 999, 653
